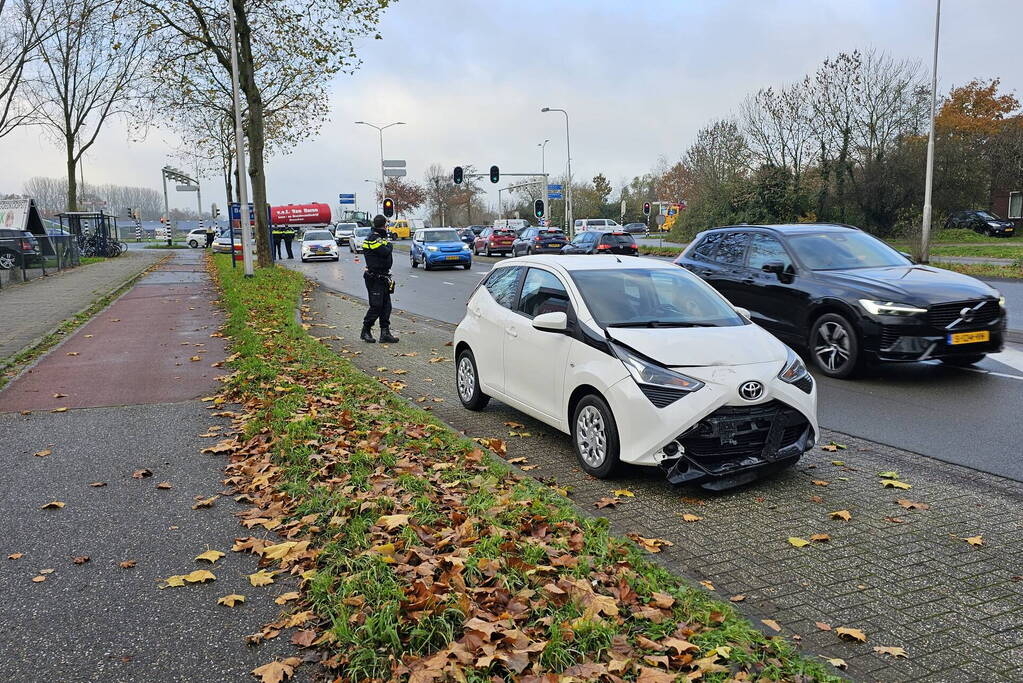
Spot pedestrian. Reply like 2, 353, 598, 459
204, 223, 216, 248
361, 214, 399, 344
281, 225, 296, 259
272, 224, 287, 259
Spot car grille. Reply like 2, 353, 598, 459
678, 400, 808, 465
928, 300, 1000, 329
880, 326, 902, 349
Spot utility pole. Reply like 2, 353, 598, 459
541, 108, 572, 235
229, 0, 253, 276
355, 120, 405, 211
920, 0, 941, 264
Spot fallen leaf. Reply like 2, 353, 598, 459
877, 470, 899, 479
729, 594, 746, 602
809, 533, 831, 542
376, 514, 410, 531
963, 535, 984, 547
274, 591, 301, 605
812, 480, 830, 486
248, 570, 276, 586
882, 479, 912, 489
787, 537, 810, 547
33, 449, 52, 458
189, 356, 201, 362
51, 407, 68, 413
613, 489, 635, 498
808, 495, 824, 503
699, 580, 715, 591
251, 657, 301, 683
836, 626, 868, 642
52, 393, 68, 398
131, 469, 152, 479
761, 619, 782, 632
191, 495, 218, 509
195, 550, 225, 564
627, 534, 673, 553
291, 629, 317, 647
32, 575, 46, 583
896, 499, 930, 510
72, 556, 90, 565
830, 460, 845, 466
885, 516, 907, 523
815, 621, 832, 631
820, 656, 847, 670
156, 481, 173, 489
8, 553, 24, 560
118, 560, 136, 569
680, 513, 702, 522
66, 351, 79, 356
594, 497, 618, 509
40, 501, 65, 509
829, 509, 851, 521
217, 594, 246, 607
90, 481, 106, 487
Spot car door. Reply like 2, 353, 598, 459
702, 231, 750, 303
468, 266, 524, 393
740, 232, 804, 340
503, 267, 574, 419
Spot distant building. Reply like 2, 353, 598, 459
992, 188, 1022, 230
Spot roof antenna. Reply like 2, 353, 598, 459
615, 255, 622, 263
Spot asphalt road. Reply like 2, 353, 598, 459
286, 248, 1023, 482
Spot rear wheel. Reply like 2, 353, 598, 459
456, 349, 490, 410
410, 252, 418, 268
485, 246, 492, 257
571, 394, 621, 478
809, 313, 861, 379
941, 354, 986, 366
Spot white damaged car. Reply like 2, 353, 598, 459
453, 255, 818, 489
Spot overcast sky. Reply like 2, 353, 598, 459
3, 0, 1022, 217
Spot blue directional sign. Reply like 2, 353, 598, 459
547, 184, 563, 191
339, 193, 356, 205
547, 192, 563, 200
228, 202, 255, 221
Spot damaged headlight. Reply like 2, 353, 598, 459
610, 341, 704, 392
778, 347, 812, 394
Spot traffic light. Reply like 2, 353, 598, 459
643, 202, 651, 216
453, 166, 463, 184
382, 197, 395, 218
533, 199, 545, 219
212, 204, 220, 218
489, 165, 500, 184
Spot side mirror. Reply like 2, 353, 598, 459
899, 251, 916, 264
734, 306, 751, 320
532, 311, 568, 332
761, 260, 785, 274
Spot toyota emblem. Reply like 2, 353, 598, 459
739, 380, 764, 401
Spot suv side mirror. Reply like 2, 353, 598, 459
898, 251, 916, 264
762, 261, 785, 274
532, 311, 568, 332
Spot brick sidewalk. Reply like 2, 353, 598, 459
307, 286, 1023, 682
0, 250, 165, 362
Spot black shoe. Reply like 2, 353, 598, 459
379, 328, 399, 344
360, 327, 376, 343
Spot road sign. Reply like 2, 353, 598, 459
382, 160, 406, 168
339, 193, 356, 205
176, 184, 198, 192
383, 168, 407, 177
229, 203, 255, 221
547, 192, 563, 200
547, 184, 563, 191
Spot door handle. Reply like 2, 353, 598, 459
506, 327, 518, 338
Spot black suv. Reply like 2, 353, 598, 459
0, 229, 41, 269
676, 224, 1006, 378
511, 228, 568, 256
562, 230, 638, 255
945, 210, 1015, 237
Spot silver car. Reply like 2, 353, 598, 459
334, 222, 359, 244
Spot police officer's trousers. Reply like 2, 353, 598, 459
363, 272, 392, 329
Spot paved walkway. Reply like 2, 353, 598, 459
0, 251, 298, 680
0, 250, 165, 362
307, 287, 1023, 682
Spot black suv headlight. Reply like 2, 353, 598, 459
609, 341, 704, 392
858, 299, 927, 316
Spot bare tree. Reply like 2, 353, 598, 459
0, 0, 48, 138
741, 82, 813, 188
26, 0, 148, 211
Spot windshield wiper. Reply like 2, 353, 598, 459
607, 321, 715, 328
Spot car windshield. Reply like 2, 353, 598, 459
571, 268, 746, 328
422, 229, 460, 242
337, 223, 357, 230
354, 227, 371, 236
787, 231, 910, 270
303, 231, 332, 241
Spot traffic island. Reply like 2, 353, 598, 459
206, 254, 836, 681
303, 282, 1023, 682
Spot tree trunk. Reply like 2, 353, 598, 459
66, 151, 78, 212
233, 0, 271, 267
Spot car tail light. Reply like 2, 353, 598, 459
596, 244, 611, 251
21, 239, 32, 250
534, 236, 543, 242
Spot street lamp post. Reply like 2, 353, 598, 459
364, 179, 381, 214
538, 139, 549, 224
920, 0, 941, 264
541, 108, 572, 235
355, 120, 405, 212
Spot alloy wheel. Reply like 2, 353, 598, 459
575, 406, 607, 468
814, 321, 851, 372
456, 356, 475, 403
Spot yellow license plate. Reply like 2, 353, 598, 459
446, 255, 459, 260
948, 330, 989, 345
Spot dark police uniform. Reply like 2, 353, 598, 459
361, 230, 398, 343
272, 225, 295, 259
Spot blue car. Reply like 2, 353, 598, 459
410, 227, 473, 270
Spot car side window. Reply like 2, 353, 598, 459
571, 232, 588, 245
715, 232, 750, 265
747, 234, 792, 271
484, 266, 523, 309
518, 268, 570, 318
691, 233, 723, 261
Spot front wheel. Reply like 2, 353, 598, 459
940, 354, 986, 366
810, 313, 861, 379
571, 394, 621, 478
456, 349, 490, 410
462, 263, 472, 270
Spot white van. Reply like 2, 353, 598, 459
574, 218, 621, 232
493, 218, 531, 234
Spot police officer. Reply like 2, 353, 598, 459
272, 224, 295, 259
204, 223, 216, 248
361, 215, 399, 344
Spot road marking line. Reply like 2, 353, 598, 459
443, 281, 454, 286
408, 274, 418, 278
989, 345, 1023, 374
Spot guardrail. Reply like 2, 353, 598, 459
0, 235, 82, 290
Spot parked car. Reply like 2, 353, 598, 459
466, 225, 488, 236
944, 210, 1015, 237
574, 218, 622, 232
473, 227, 517, 256
512, 228, 568, 256
453, 255, 818, 489
348, 226, 373, 253
185, 228, 207, 248
0, 228, 41, 269
675, 223, 1006, 378
562, 230, 638, 255
333, 222, 359, 244
211, 228, 241, 254
299, 229, 339, 262
410, 228, 472, 270
456, 228, 477, 245
622, 222, 649, 235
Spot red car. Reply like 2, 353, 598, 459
473, 227, 516, 256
